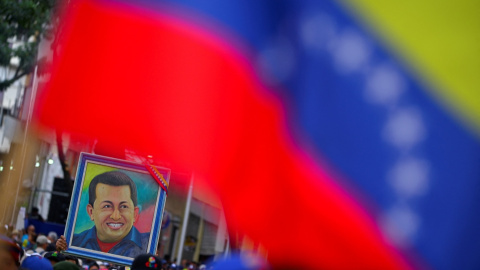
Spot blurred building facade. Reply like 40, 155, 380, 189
0, 43, 39, 227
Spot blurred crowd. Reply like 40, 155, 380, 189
0, 224, 212, 270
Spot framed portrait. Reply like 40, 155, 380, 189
63, 153, 170, 266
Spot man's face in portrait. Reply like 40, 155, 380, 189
87, 183, 139, 243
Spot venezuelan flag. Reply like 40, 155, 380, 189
35, 0, 480, 269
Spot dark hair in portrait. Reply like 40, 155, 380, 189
88, 171, 138, 206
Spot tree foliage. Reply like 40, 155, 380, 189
0, 0, 55, 91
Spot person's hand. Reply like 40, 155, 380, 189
56, 235, 68, 252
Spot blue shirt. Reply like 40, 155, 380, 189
21, 234, 34, 250
72, 226, 149, 257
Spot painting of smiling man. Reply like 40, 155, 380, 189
71, 162, 161, 257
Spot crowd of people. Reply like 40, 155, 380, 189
0, 224, 210, 270
0, 172, 217, 270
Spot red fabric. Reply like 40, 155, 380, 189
96, 237, 120, 253
35, 0, 410, 268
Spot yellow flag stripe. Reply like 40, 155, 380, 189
342, 0, 480, 134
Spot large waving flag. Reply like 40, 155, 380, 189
35, 0, 480, 269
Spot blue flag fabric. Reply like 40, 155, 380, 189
154, 0, 480, 269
